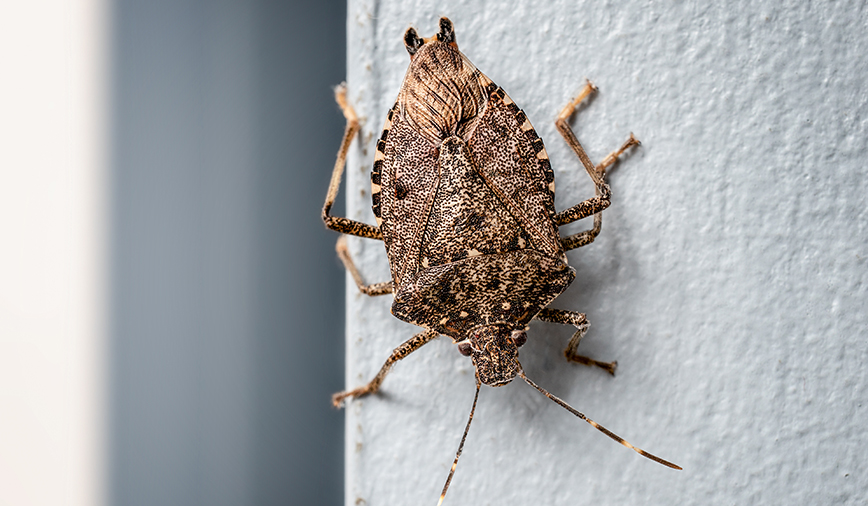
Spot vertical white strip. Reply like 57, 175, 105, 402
0, 2, 107, 506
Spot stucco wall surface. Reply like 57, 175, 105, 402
340, 1, 868, 504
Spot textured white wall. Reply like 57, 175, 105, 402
341, 1, 868, 505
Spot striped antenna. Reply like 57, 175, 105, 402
519, 370, 682, 470
437, 379, 481, 506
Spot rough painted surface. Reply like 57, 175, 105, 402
341, 1, 868, 504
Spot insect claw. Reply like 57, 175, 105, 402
598, 134, 641, 175
557, 80, 598, 123
333, 82, 358, 123
331, 391, 349, 408
333, 82, 347, 106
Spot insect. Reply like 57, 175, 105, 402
322, 17, 680, 504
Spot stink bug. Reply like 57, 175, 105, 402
322, 17, 680, 503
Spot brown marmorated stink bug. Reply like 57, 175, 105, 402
322, 17, 680, 504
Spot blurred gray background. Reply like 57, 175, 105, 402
111, 1, 346, 504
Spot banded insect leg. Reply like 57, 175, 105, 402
322, 83, 383, 240
553, 80, 639, 251
535, 307, 617, 375
332, 328, 439, 407
336, 236, 392, 296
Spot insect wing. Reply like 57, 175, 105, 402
373, 105, 441, 286
467, 77, 563, 260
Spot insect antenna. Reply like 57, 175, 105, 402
437, 378, 481, 506
518, 370, 682, 470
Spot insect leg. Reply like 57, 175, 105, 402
332, 328, 439, 408
335, 236, 393, 296
558, 135, 640, 250
553, 80, 609, 225
322, 83, 383, 240
535, 308, 617, 375
552, 81, 639, 251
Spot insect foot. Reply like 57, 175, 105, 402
322, 16, 679, 504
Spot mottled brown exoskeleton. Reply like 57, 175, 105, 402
322, 17, 680, 504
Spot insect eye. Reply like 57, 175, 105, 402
457, 342, 472, 356
404, 27, 423, 55
511, 331, 527, 347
